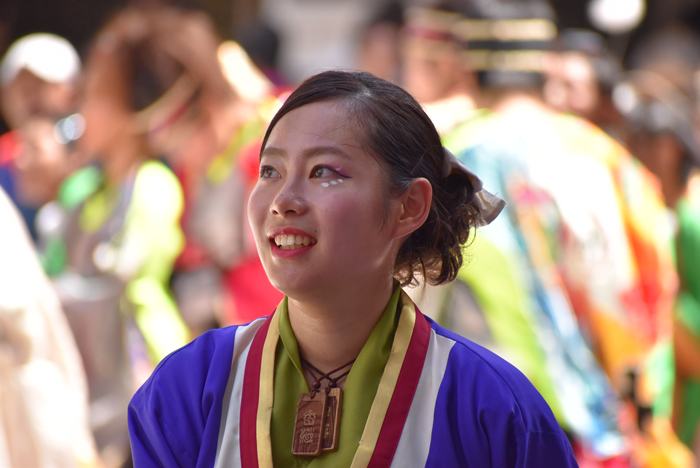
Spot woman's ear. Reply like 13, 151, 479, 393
392, 177, 432, 240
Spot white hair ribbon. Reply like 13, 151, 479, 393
443, 148, 506, 226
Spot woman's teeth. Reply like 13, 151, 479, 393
274, 234, 316, 249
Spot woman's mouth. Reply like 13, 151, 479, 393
273, 234, 317, 250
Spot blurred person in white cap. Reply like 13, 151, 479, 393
0, 33, 80, 130
0, 33, 82, 239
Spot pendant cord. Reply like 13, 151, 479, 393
300, 356, 355, 397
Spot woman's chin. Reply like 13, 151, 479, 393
267, 273, 334, 300
267, 275, 312, 298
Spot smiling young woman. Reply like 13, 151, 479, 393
128, 71, 579, 467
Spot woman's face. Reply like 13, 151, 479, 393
248, 100, 400, 296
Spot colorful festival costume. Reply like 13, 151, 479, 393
438, 109, 626, 461
439, 109, 689, 466
129, 287, 577, 467
41, 160, 189, 456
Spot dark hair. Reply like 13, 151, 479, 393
554, 29, 622, 96
260, 70, 481, 286
616, 76, 700, 182
90, 7, 234, 113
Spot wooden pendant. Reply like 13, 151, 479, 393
322, 387, 343, 452
292, 391, 327, 456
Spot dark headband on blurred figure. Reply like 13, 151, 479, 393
414, 0, 558, 88
403, 7, 465, 46
133, 73, 201, 137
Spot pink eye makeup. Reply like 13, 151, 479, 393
310, 165, 352, 179
330, 166, 351, 179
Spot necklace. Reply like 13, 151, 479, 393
291, 357, 355, 456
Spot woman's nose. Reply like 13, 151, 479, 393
270, 183, 308, 216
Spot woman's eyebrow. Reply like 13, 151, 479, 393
261, 145, 352, 160
302, 145, 353, 160
261, 146, 285, 158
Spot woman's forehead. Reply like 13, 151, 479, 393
266, 100, 365, 151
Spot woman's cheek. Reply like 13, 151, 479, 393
247, 186, 267, 238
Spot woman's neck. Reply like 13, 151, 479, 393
287, 274, 395, 373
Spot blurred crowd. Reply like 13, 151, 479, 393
2, 0, 700, 467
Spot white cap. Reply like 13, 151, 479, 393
0, 33, 81, 86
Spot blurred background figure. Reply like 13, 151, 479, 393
543, 28, 625, 138
0, 186, 101, 468
259, 0, 388, 83
402, 3, 634, 465
400, 4, 480, 134
402, 0, 693, 466
23, 7, 284, 464
614, 35, 700, 460
131, 9, 284, 332
0, 33, 81, 239
38, 9, 192, 465
234, 18, 288, 88
356, 1, 405, 83
461, 2, 685, 464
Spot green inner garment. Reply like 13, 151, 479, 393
270, 286, 402, 467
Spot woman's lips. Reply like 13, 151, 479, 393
268, 228, 317, 256
272, 233, 317, 249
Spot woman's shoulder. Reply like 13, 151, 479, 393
128, 318, 269, 466
136, 318, 266, 399
428, 318, 565, 430
130, 318, 269, 419
424, 319, 577, 466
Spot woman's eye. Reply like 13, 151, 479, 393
259, 165, 280, 179
311, 166, 335, 178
